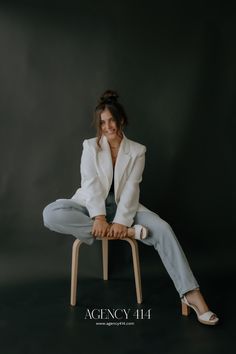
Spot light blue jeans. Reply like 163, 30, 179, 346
42, 192, 199, 298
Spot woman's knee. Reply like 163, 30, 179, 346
42, 202, 59, 227
158, 218, 173, 234
137, 211, 173, 236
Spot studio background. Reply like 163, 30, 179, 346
0, 1, 234, 353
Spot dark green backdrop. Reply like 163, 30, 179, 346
0, 1, 233, 285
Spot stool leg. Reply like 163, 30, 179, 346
124, 238, 143, 304
102, 238, 108, 280
70, 239, 84, 306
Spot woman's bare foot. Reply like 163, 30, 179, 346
184, 289, 217, 320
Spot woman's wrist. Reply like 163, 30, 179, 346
94, 215, 106, 221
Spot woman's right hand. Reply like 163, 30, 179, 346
92, 216, 110, 238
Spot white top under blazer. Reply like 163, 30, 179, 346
71, 133, 149, 227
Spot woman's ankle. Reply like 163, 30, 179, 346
127, 227, 135, 237
184, 287, 200, 297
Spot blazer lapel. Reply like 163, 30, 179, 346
97, 133, 131, 199
114, 133, 131, 199
97, 135, 113, 192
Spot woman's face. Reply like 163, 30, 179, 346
100, 108, 122, 142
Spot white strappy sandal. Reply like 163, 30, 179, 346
133, 225, 148, 240
181, 295, 219, 325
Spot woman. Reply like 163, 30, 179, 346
43, 90, 219, 326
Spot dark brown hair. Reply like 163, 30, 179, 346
93, 90, 128, 148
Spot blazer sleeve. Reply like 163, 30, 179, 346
112, 146, 146, 227
80, 140, 106, 218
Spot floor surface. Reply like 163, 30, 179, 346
0, 268, 233, 354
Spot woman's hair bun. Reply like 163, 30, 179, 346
100, 90, 119, 103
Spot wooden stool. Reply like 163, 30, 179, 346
70, 237, 143, 306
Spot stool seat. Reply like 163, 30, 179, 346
70, 237, 143, 306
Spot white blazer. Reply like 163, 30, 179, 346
71, 133, 149, 227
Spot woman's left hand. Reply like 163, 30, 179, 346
108, 223, 128, 238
